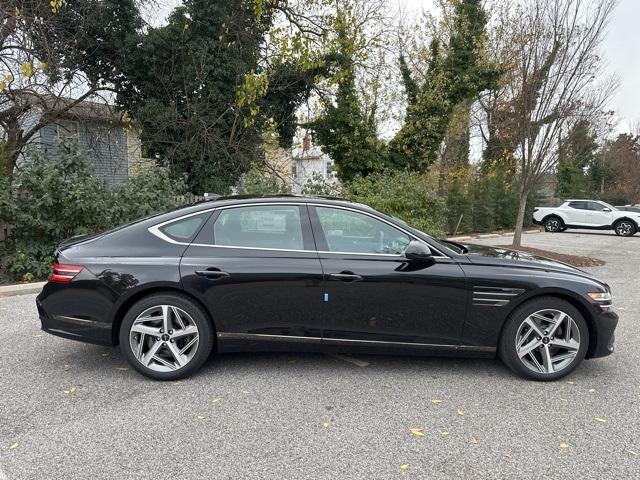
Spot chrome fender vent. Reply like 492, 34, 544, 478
473, 286, 525, 307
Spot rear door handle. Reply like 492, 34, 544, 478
195, 269, 230, 279
329, 272, 363, 282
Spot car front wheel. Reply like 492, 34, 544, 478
119, 293, 213, 380
614, 220, 636, 237
499, 297, 588, 381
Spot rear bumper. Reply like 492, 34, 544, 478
37, 286, 114, 346
588, 310, 618, 359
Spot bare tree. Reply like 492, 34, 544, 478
484, 0, 618, 246
0, 1, 122, 179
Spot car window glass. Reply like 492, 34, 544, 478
161, 216, 205, 241
316, 207, 411, 255
213, 206, 304, 250
586, 202, 606, 211
568, 201, 586, 210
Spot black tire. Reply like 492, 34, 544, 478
499, 296, 589, 381
543, 216, 564, 233
614, 219, 637, 237
119, 293, 214, 380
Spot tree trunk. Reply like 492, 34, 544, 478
512, 187, 529, 247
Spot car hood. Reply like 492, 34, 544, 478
463, 243, 590, 277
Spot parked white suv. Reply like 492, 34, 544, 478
533, 200, 640, 236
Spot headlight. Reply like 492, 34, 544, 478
586, 292, 612, 302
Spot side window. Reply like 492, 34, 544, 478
586, 202, 607, 211
160, 214, 207, 241
213, 205, 304, 250
315, 207, 411, 255
568, 201, 587, 210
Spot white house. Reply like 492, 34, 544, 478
290, 133, 338, 194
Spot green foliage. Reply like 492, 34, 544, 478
399, 54, 418, 105
555, 120, 598, 199
390, 0, 501, 170
342, 170, 446, 237
235, 167, 292, 195
0, 142, 184, 281
301, 172, 341, 196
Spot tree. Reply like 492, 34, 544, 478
390, 0, 500, 171
0, 0, 140, 179
491, 0, 618, 247
556, 119, 599, 199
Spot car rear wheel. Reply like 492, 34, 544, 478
543, 216, 563, 233
119, 293, 213, 380
614, 220, 636, 237
499, 297, 588, 381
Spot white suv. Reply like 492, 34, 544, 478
533, 200, 640, 237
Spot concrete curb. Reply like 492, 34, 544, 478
0, 281, 46, 298
447, 228, 542, 242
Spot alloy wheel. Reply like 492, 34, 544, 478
545, 218, 561, 232
129, 305, 200, 372
515, 309, 580, 374
615, 221, 633, 236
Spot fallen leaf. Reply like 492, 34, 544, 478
211, 397, 222, 404
174, 380, 183, 384
9, 443, 18, 450
101, 353, 109, 357
560, 397, 568, 402
63, 387, 76, 394
594, 417, 607, 424
559, 443, 570, 449
457, 409, 464, 416
469, 436, 478, 444
431, 399, 443, 404
63, 364, 71, 371
410, 428, 425, 437
504, 453, 512, 459
115, 367, 128, 372
566, 381, 575, 385
196, 415, 206, 420
322, 421, 331, 428
383, 384, 392, 389
400, 464, 410, 470
241, 389, 251, 395
588, 389, 596, 393
628, 449, 638, 457
439, 431, 449, 436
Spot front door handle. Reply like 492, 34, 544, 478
195, 269, 230, 279
329, 272, 363, 282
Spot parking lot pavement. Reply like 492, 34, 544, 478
1, 231, 639, 480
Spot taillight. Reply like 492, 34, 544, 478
50, 262, 84, 283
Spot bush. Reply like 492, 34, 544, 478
0, 141, 185, 281
343, 170, 446, 237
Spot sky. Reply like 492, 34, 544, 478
150, 0, 640, 134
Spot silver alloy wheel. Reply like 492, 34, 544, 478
515, 309, 580, 374
545, 218, 561, 232
129, 305, 200, 372
616, 221, 633, 236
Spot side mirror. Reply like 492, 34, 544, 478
602, 207, 611, 212
405, 240, 433, 262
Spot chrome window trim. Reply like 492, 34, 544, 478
147, 201, 449, 258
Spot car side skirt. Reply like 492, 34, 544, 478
216, 332, 496, 358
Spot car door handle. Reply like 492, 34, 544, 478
195, 269, 230, 279
329, 272, 363, 282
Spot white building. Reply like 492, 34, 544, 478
290, 134, 338, 194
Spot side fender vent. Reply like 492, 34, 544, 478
473, 286, 525, 307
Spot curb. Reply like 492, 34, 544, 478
0, 281, 46, 298
447, 228, 542, 242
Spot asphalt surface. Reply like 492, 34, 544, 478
1, 230, 639, 479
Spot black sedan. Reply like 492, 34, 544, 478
37, 196, 617, 381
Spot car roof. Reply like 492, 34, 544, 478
190, 194, 367, 210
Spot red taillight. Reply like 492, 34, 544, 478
50, 262, 84, 283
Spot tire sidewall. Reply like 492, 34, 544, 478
499, 297, 589, 381
119, 293, 214, 381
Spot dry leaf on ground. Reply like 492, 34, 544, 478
63, 387, 76, 394
431, 399, 443, 404
410, 428, 425, 437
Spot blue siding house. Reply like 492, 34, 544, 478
25, 99, 147, 185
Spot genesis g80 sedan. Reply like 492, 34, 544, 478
37, 196, 617, 381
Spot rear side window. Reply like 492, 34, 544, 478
213, 205, 304, 250
568, 201, 587, 210
160, 214, 207, 241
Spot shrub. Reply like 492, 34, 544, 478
0, 141, 185, 281
343, 170, 446, 237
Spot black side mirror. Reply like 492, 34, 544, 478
602, 207, 611, 212
405, 240, 433, 262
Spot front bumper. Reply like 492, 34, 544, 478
588, 309, 618, 358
